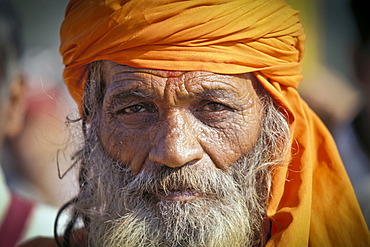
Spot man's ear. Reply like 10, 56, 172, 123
4, 71, 26, 138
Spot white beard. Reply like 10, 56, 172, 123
79, 138, 272, 247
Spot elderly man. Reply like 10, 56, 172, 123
22, 0, 369, 246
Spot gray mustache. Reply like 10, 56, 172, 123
119, 164, 239, 198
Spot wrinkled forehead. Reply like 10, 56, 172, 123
103, 60, 187, 78
101, 60, 259, 89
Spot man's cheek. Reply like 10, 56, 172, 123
99, 122, 150, 166
199, 120, 260, 170
197, 128, 243, 170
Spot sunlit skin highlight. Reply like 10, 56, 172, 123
98, 61, 263, 202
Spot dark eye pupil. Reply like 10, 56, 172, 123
208, 103, 222, 111
129, 105, 142, 112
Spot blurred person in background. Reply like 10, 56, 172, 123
2, 0, 77, 208
4, 83, 78, 207
0, 0, 65, 246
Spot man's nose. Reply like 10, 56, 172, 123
149, 111, 203, 168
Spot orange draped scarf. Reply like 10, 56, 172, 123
60, 0, 370, 245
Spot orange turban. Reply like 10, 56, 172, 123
60, 0, 370, 246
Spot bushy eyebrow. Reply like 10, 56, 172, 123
195, 87, 254, 110
108, 90, 155, 102
193, 88, 231, 99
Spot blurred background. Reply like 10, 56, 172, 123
1, 0, 369, 229
2, 0, 77, 208
289, 0, 370, 227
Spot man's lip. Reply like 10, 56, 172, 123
155, 190, 200, 202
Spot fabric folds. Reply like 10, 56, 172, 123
60, 0, 370, 245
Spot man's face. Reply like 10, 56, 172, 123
99, 61, 263, 178
76, 61, 288, 247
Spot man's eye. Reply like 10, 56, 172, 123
200, 102, 229, 112
118, 105, 146, 114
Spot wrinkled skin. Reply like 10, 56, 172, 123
99, 61, 263, 184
